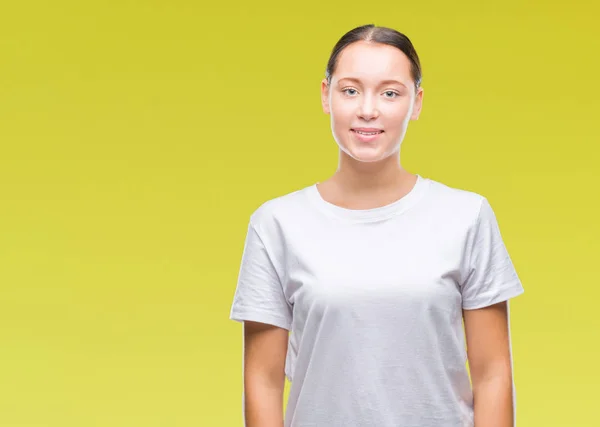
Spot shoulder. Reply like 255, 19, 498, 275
247, 185, 312, 234
423, 177, 488, 224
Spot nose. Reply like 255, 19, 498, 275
358, 95, 379, 120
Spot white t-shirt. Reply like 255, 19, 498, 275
229, 174, 524, 427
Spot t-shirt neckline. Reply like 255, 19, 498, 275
306, 174, 430, 223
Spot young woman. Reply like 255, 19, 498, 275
230, 24, 524, 427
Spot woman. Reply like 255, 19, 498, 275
230, 24, 524, 427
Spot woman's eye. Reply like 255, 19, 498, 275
342, 88, 399, 98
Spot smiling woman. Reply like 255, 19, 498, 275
230, 24, 524, 427
321, 31, 423, 166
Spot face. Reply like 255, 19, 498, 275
321, 41, 423, 163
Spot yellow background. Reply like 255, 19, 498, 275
1, 1, 599, 426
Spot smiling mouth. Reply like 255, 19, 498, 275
351, 129, 384, 135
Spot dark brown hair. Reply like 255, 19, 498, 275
325, 24, 422, 93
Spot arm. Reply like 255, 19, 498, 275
243, 320, 289, 427
463, 301, 516, 427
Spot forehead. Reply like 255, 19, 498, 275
334, 41, 412, 82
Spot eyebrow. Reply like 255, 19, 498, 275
337, 77, 407, 89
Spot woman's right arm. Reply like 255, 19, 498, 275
243, 320, 289, 427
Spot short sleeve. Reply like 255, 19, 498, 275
461, 197, 525, 310
229, 220, 292, 330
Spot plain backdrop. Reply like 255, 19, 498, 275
1, 1, 599, 426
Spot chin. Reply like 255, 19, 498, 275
342, 146, 391, 163
355, 155, 390, 163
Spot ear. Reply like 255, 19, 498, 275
321, 78, 330, 115
410, 87, 424, 120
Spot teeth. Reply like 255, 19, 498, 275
355, 130, 381, 135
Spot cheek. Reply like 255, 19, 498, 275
385, 104, 412, 125
385, 99, 410, 113
331, 105, 353, 125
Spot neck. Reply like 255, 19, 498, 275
332, 151, 412, 195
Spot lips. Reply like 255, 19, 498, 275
350, 128, 384, 143
351, 129, 384, 135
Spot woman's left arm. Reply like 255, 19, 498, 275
463, 301, 515, 427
